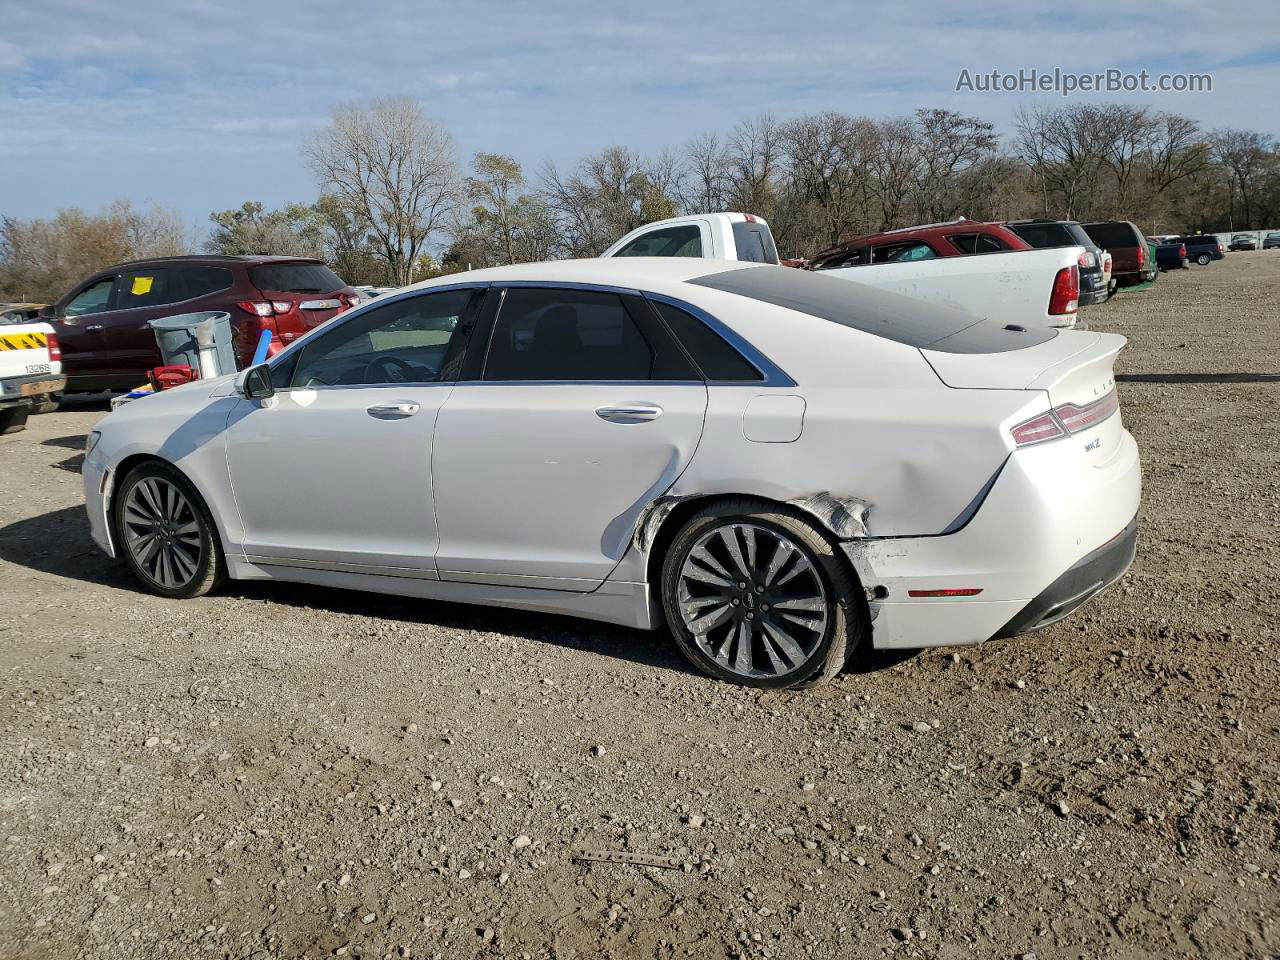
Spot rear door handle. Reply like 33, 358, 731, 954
595, 403, 663, 424
366, 401, 421, 420
85, 324, 104, 332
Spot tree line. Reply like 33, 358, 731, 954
3, 96, 1278, 300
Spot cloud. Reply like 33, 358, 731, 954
0, 0, 1277, 224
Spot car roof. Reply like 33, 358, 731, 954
833, 219, 1017, 249
403, 257, 758, 296
109, 254, 324, 270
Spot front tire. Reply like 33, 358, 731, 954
660, 499, 865, 688
114, 461, 225, 599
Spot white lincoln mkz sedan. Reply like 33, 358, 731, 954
82, 258, 1140, 688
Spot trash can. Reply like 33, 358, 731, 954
148, 311, 236, 379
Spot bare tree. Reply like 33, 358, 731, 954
306, 97, 458, 286
1210, 128, 1275, 228
726, 113, 784, 217
683, 132, 730, 213
910, 108, 1000, 221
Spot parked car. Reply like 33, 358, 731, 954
0, 303, 49, 324
1264, 232, 1280, 250
1005, 219, 1110, 305
0, 318, 64, 432
1173, 235, 1226, 266
1228, 233, 1256, 251
83, 258, 1140, 689
1150, 239, 1188, 271
1081, 221, 1157, 290
807, 219, 1032, 269
45, 255, 359, 392
603, 212, 781, 264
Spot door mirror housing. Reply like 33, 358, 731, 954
235, 363, 275, 401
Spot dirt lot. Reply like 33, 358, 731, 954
1, 254, 1277, 960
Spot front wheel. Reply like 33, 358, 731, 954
114, 461, 225, 599
661, 499, 865, 688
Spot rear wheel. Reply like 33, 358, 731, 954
114, 461, 225, 599
661, 499, 864, 688
1196, 253, 1211, 265
31, 394, 59, 415
0, 406, 29, 434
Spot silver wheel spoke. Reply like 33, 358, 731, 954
124, 476, 203, 590
732, 621, 753, 674
686, 601, 735, 635
717, 528, 752, 580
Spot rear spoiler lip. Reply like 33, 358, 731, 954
918, 330, 1125, 392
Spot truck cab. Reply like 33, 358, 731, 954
601, 213, 780, 264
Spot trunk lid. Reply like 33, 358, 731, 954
248, 260, 354, 345
922, 330, 1124, 407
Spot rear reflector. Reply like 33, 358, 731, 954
908, 588, 984, 598
1048, 266, 1079, 315
1010, 388, 1120, 447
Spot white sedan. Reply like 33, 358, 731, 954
82, 258, 1141, 688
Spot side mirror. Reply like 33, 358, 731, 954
235, 363, 275, 401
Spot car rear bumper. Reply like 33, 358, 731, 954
0, 373, 66, 407
846, 424, 1141, 649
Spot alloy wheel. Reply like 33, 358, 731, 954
676, 523, 830, 680
122, 476, 204, 589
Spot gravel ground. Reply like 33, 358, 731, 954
0, 253, 1277, 960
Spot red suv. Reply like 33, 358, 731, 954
807, 219, 1032, 269
46, 255, 359, 392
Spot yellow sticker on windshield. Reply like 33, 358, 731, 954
131, 276, 153, 295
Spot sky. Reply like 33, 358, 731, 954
2, 0, 1278, 234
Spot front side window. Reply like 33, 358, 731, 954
872, 241, 936, 263
484, 288, 686, 381
613, 225, 703, 258
63, 278, 116, 317
289, 289, 475, 387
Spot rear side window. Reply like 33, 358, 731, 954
172, 266, 232, 300
612, 225, 703, 258
1083, 222, 1140, 249
1009, 223, 1073, 248
809, 246, 867, 270
483, 288, 694, 381
115, 269, 176, 309
948, 233, 1006, 254
651, 301, 761, 382
872, 241, 936, 263
250, 262, 344, 293
731, 222, 778, 264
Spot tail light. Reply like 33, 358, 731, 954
45, 331, 61, 362
1077, 250, 1096, 269
237, 300, 294, 317
1048, 266, 1079, 315
1136, 244, 1146, 267
1010, 388, 1120, 447
340, 292, 361, 309
1179, 245, 1187, 258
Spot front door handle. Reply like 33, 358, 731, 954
366, 401, 421, 420
595, 403, 663, 424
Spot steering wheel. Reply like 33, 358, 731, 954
363, 355, 420, 383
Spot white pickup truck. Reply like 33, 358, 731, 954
0, 320, 65, 433
602, 213, 1084, 330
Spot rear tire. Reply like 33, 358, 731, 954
31, 394, 59, 415
660, 498, 865, 688
1196, 253, 1211, 266
114, 461, 225, 599
0, 406, 29, 434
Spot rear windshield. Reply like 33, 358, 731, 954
250, 262, 345, 293
1009, 223, 1074, 248
687, 266, 1056, 354
1082, 222, 1140, 249
731, 222, 779, 264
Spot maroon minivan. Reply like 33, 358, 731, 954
46, 255, 359, 392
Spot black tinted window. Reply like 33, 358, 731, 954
173, 266, 232, 300
115, 269, 176, 309
1009, 223, 1073, 248
687, 266, 1057, 354
290, 289, 474, 387
810, 246, 866, 270
250, 262, 344, 293
484, 289, 667, 381
1083, 222, 1141, 249
948, 233, 1005, 254
653, 301, 761, 382
613, 225, 703, 258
